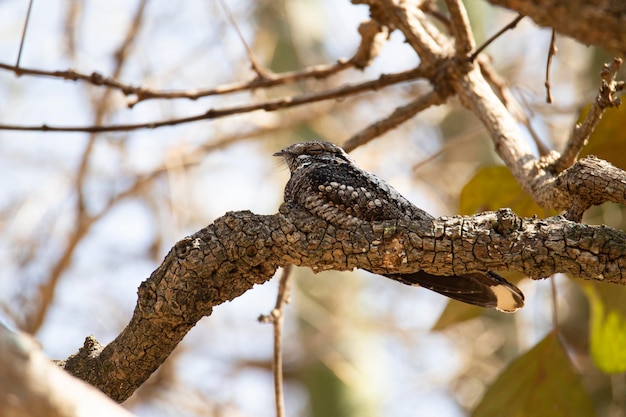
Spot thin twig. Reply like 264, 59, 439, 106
469, 14, 524, 62
15, 0, 35, 70
0, 60, 353, 106
545, 29, 557, 104
445, 0, 475, 55
0, 67, 428, 133
217, 0, 268, 79
552, 57, 623, 173
259, 265, 293, 417
478, 57, 550, 156
342, 89, 443, 152
63, 0, 81, 59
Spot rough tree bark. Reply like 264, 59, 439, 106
61, 208, 626, 401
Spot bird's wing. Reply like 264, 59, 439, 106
296, 163, 433, 224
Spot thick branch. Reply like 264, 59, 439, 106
550, 157, 626, 212
0, 324, 135, 417
488, 0, 626, 57
63, 209, 626, 401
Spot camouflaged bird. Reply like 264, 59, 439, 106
274, 141, 524, 312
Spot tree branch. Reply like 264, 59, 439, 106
445, 0, 475, 55
487, 0, 626, 57
342, 89, 444, 151
0, 60, 354, 106
62, 208, 626, 401
0, 324, 135, 417
364, 0, 625, 217
0, 67, 429, 133
553, 58, 623, 173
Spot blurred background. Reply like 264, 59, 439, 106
0, 0, 625, 416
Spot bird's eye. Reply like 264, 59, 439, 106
307, 147, 324, 155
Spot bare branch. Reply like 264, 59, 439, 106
478, 57, 550, 156
351, 20, 388, 69
217, 0, 268, 79
365, 0, 624, 217
0, 67, 428, 133
362, 0, 449, 62
0, 60, 356, 107
552, 156, 626, 212
553, 58, 623, 173
445, 0, 475, 55
469, 14, 523, 62
420, 1, 452, 32
15, 0, 34, 69
544, 29, 557, 104
342, 89, 444, 152
487, 0, 626, 58
259, 265, 293, 417
0, 324, 136, 417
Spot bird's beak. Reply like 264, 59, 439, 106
273, 150, 286, 157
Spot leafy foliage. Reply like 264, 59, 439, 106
459, 166, 554, 218
472, 332, 596, 417
584, 281, 626, 373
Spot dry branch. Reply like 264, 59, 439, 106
0, 67, 429, 133
554, 58, 624, 173
361, 0, 625, 217
487, 0, 626, 57
0, 324, 135, 417
0, 60, 354, 106
61, 208, 626, 401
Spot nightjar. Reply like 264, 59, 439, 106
274, 141, 524, 312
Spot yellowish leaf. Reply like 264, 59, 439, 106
583, 281, 626, 373
473, 332, 595, 417
460, 166, 555, 217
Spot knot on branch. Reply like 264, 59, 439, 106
553, 156, 626, 217
63, 335, 104, 382
494, 208, 522, 235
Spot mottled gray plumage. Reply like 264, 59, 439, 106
274, 141, 524, 312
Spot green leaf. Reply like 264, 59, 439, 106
459, 166, 555, 217
579, 103, 626, 170
472, 332, 596, 417
583, 281, 626, 373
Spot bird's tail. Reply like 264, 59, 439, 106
384, 270, 524, 312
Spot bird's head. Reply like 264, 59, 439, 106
273, 141, 353, 173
